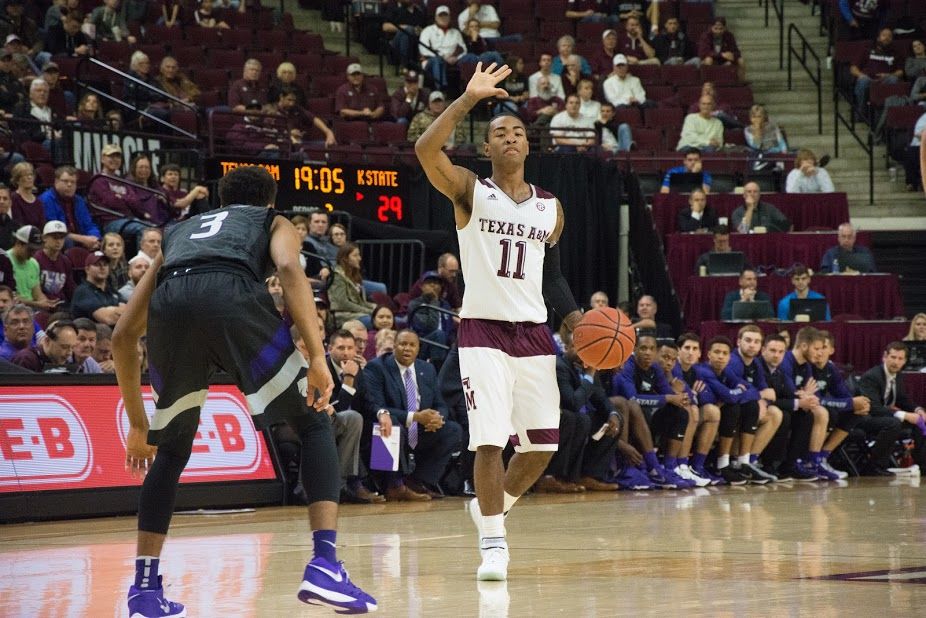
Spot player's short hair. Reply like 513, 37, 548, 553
329, 329, 355, 345
676, 332, 700, 347
706, 335, 732, 352
218, 165, 277, 207
635, 331, 658, 347
659, 341, 679, 352
484, 112, 525, 142
794, 326, 823, 347
884, 341, 908, 356
763, 334, 787, 347
737, 324, 763, 341
818, 329, 834, 345
712, 224, 730, 236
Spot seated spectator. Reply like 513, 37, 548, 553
71, 317, 103, 373
786, 148, 835, 193
124, 51, 169, 125
819, 222, 876, 274
407, 90, 467, 146
138, 227, 161, 261
304, 210, 338, 266
720, 268, 771, 320
903, 111, 926, 192
560, 54, 584, 98
556, 328, 621, 491
13, 79, 62, 152
698, 17, 745, 82
552, 35, 591, 76
459, 18, 505, 67
687, 81, 744, 129
118, 252, 151, 301
1, 1, 47, 71
653, 16, 698, 66
528, 53, 565, 99
90, 0, 137, 45
457, 1, 502, 40
93, 322, 114, 372
590, 290, 609, 309
590, 29, 618, 78
375, 328, 396, 358
550, 94, 596, 152
776, 265, 831, 321
694, 225, 742, 274
905, 313, 926, 342
160, 0, 183, 28
366, 305, 396, 361
0, 303, 34, 360
677, 188, 718, 233
9, 225, 60, 312
409, 253, 462, 312
329, 222, 348, 251
418, 6, 465, 92
634, 294, 672, 338
576, 78, 600, 123
361, 329, 463, 500
267, 62, 307, 109
524, 74, 565, 129
407, 270, 453, 363
598, 102, 633, 153
159, 163, 209, 220
12, 318, 77, 373
335, 63, 384, 121
382, 0, 427, 70
41, 63, 72, 117
677, 94, 724, 151
127, 153, 170, 225
329, 242, 376, 328
618, 15, 659, 65
192, 0, 230, 29
44, 11, 91, 58
44, 0, 82, 31
10, 162, 45, 230
850, 27, 901, 109
838, 0, 886, 41
495, 56, 528, 116
857, 341, 926, 475
906, 39, 926, 81
34, 220, 75, 306
264, 86, 337, 148
70, 250, 125, 325
0, 48, 26, 113
744, 104, 788, 155
390, 69, 429, 125
565, 0, 615, 25
228, 59, 265, 113
661, 148, 713, 194
74, 92, 105, 127
101, 231, 128, 289
87, 143, 151, 242
0, 184, 13, 250
155, 56, 200, 108
732, 182, 792, 233
226, 101, 290, 157
40, 165, 100, 250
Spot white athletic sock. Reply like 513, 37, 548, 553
717, 454, 730, 469
502, 492, 519, 514
737, 454, 751, 465
482, 514, 506, 539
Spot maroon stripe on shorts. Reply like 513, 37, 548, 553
458, 318, 556, 357
526, 428, 560, 445
509, 434, 520, 447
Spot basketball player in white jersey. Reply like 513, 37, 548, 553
415, 63, 583, 581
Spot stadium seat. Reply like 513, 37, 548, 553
700, 64, 738, 85
305, 97, 336, 118
289, 53, 326, 75
645, 85, 675, 102
662, 64, 700, 86
576, 21, 606, 43
614, 106, 644, 127
311, 75, 345, 98
291, 31, 326, 54
219, 28, 255, 50
324, 56, 360, 76
256, 29, 290, 51
252, 51, 286, 73
869, 81, 911, 108
629, 128, 665, 153
334, 121, 372, 144
632, 64, 663, 85
146, 25, 184, 44
371, 122, 410, 145
680, 3, 714, 23
210, 49, 246, 71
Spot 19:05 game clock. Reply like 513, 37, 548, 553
207, 159, 409, 224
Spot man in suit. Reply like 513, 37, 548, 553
857, 341, 926, 474
676, 188, 719, 233
362, 329, 462, 500
721, 268, 772, 320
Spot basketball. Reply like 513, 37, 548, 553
573, 307, 636, 370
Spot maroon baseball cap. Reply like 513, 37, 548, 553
85, 251, 107, 267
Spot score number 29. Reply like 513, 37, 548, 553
377, 196, 403, 222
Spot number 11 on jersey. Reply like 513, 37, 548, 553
497, 238, 526, 279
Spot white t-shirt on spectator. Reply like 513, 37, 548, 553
602, 74, 646, 107
419, 24, 466, 60
528, 71, 564, 98
579, 99, 601, 123
550, 111, 595, 145
458, 5, 501, 38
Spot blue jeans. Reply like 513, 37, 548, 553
390, 28, 417, 67
424, 56, 449, 89
362, 279, 388, 298
615, 122, 632, 152
458, 51, 505, 66
855, 75, 899, 107
105, 218, 146, 246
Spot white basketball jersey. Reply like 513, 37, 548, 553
458, 177, 558, 323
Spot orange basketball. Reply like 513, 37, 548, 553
573, 307, 636, 370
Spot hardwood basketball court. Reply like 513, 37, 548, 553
2, 478, 924, 616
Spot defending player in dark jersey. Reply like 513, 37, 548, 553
114, 166, 376, 617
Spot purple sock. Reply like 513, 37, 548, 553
643, 451, 659, 471
809, 451, 822, 464
313, 530, 338, 563
821, 449, 831, 460
678, 457, 689, 466
664, 456, 678, 469
749, 454, 758, 464
691, 453, 707, 470
134, 557, 159, 590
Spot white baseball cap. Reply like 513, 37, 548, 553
613, 54, 628, 66
42, 220, 68, 236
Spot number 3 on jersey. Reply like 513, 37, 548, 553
497, 238, 526, 279
189, 211, 229, 239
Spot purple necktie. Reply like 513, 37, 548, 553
404, 367, 419, 448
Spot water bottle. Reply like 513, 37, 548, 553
832, 258, 838, 273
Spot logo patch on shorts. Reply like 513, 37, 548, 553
462, 377, 477, 411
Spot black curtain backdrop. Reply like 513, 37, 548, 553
390, 154, 624, 314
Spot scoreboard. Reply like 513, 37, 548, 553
208, 159, 409, 225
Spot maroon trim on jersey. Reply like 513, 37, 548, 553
478, 178, 494, 188
457, 318, 556, 357
484, 178, 536, 206
534, 186, 555, 200
526, 428, 560, 444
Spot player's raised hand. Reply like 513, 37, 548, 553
465, 62, 511, 101
306, 360, 335, 412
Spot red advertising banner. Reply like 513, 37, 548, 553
0, 385, 277, 493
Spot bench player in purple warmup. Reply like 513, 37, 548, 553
415, 63, 583, 581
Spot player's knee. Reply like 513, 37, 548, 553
702, 404, 720, 423
687, 405, 699, 424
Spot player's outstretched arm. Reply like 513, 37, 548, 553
113, 251, 163, 477
269, 215, 334, 411
415, 62, 511, 209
